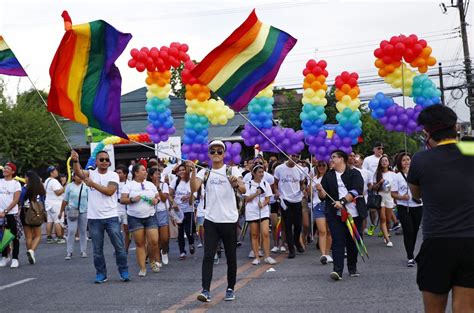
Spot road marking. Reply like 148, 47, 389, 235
0, 278, 36, 291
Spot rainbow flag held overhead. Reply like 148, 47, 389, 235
0, 36, 27, 77
191, 10, 297, 112
48, 11, 131, 139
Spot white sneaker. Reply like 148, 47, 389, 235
271, 246, 279, 253
280, 246, 286, 252
252, 258, 260, 265
10, 259, 19, 268
156, 262, 162, 268
326, 255, 334, 263
386, 241, 393, 247
248, 250, 255, 258
258, 250, 264, 257
81, 252, 88, 258
138, 269, 147, 277
264, 256, 276, 265
27, 249, 36, 264
197, 243, 203, 248
161, 253, 169, 265
0, 256, 11, 267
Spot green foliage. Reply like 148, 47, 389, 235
276, 89, 302, 130
0, 89, 69, 174
170, 62, 185, 98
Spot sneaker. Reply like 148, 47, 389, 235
330, 271, 342, 281
197, 243, 203, 248
320, 255, 328, 265
236, 241, 242, 247
214, 253, 219, 265
349, 270, 360, 277
190, 245, 195, 255
94, 274, 108, 284
390, 223, 401, 231
377, 231, 384, 237
46, 236, 55, 244
27, 249, 35, 264
156, 262, 163, 268
197, 290, 211, 302
120, 271, 130, 282
224, 288, 235, 301
363, 228, 369, 235
87, 237, 92, 241
179, 252, 186, 260
0, 256, 11, 267
326, 255, 334, 263
57, 237, 66, 244
264, 256, 276, 265
10, 259, 19, 268
258, 250, 264, 257
248, 250, 255, 258
81, 252, 88, 258
271, 246, 279, 253
138, 269, 147, 277
386, 241, 393, 247
151, 262, 161, 273
288, 249, 296, 259
295, 244, 305, 253
367, 225, 376, 236
407, 259, 416, 267
280, 246, 286, 252
161, 253, 169, 265
65, 253, 72, 260
252, 258, 260, 265
75, 236, 80, 241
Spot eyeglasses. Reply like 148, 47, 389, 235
209, 149, 224, 155
99, 158, 110, 162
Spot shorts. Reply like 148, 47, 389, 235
270, 202, 279, 215
416, 237, 474, 294
380, 192, 395, 209
155, 210, 169, 227
127, 215, 158, 232
46, 204, 64, 225
312, 202, 326, 219
118, 212, 128, 225
197, 216, 205, 227
247, 217, 270, 224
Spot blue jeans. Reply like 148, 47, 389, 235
88, 217, 128, 276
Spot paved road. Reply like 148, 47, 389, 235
0, 229, 424, 312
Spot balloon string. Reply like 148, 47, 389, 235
400, 62, 408, 154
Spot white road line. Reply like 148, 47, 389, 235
0, 278, 36, 291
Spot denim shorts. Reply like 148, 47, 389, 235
155, 210, 169, 227
196, 216, 205, 226
127, 215, 158, 232
312, 202, 326, 219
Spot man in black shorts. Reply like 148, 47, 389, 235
408, 105, 474, 312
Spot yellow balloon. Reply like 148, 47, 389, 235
342, 95, 351, 105
336, 102, 346, 112
303, 88, 316, 98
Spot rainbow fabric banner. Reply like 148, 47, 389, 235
191, 10, 297, 112
0, 36, 27, 77
48, 11, 132, 139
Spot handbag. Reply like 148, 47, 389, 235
367, 190, 382, 210
25, 200, 47, 226
67, 184, 84, 221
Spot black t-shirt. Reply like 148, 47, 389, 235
407, 143, 474, 239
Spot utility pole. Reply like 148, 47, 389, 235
439, 62, 446, 105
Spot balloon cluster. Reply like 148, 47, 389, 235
224, 142, 242, 165
371, 35, 441, 134
129, 43, 191, 144
241, 84, 305, 154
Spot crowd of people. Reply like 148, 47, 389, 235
0, 105, 472, 311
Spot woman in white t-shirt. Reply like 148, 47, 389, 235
169, 163, 195, 260
147, 167, 170, 265
244, 165, 276, 265
121, 164, 160, 277
369, 154, 396, 247
309, 161, 333, 265
391, 153, 423, 267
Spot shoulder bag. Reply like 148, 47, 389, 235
67, 184, 84, 221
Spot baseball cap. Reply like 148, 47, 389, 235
209, 140, 226, 151
5, 162, 17, 173
47, 165, 57, 174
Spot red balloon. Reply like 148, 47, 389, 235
169, 48, 179, 58
179, 44, 189, 52
146, 64, 155, 72
170, 42, 180, 49
312, 67, 322, 76
306, 59, 317, 70
374, 48, 383, 58
348, 78, 357, 87
318, 60, 327, 69
322, 70, 329, 77
160, 46, 169, 52
159, 50, 168, 60
303, 68, 310, 76
150, 50, 159, 59
140, 47, 150, 54
418, 39, 427, 48
335, 79, 344, 89
383, 56, 393, 65
383, 44, 394, 55
350, 72, 359, 80
380, 40, 390, 48
341, 71, 350, 81
394, 43, 405, 54
130, 48, 139, 58
128, 59, 137, 68
390, 36, 400, 45
136, 62, 146, 72
138, 51, 148, 61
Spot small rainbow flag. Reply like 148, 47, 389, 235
0, 36, 27, 77
48, 11, 131, 139
191, 10, 297, 112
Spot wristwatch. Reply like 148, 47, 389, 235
129, 197, 135, 204
339, 198, 348, 206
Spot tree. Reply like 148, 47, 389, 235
0, 89, 70, 174
170, 62, 185, 98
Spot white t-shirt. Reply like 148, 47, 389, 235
0, 179, 21, 215
335, 171, 358, 217
370, 171, 396, 193
274, 163, 305, 203
354, 167, 371, 199
122, 180, 157, 218
310, 176, 323, 207
391, 172, 423, 207
44, 177, 63, 208
196, 188, 205, 217
243, 171, 275, 185
244, 180, 273, 221
170, 179, 193, 213
362, 154, 381, 176
87, 169, 120, 219
196, 165, 242, 223
117, 181, 127, 215
156, 182, 169, 212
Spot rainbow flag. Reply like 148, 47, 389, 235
191, 10, 297, 112
0, 36, 27, 77
48, 11, 131, 139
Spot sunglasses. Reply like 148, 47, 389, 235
99, 158, 110, 162
209, 149, 224, 155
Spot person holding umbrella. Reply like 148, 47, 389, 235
317, 150, 367, 281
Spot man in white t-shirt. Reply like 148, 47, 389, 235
274, 154, 306, 259
0, 162, 21, 268
71, 150, 129, 284
44, 166, 65, 244
362, 142, 384, 176
189, 140, 245, 303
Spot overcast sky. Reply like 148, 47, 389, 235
1, 0, 472, 122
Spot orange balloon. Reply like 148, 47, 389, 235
421, 47, 432, 58
305, 73, 316, 84
341, 84, 351, 93
378, 69, 387, 77
311, 81, 322, 90
348, 88, 359, 99
375, 58, 385, 69
197, 92, 209, 102
335, 90, 344, 101
185, 91, 193, 100
322, 84, 328, 91
419, 65, 428, 73
303, 82, 310, 89
191, 84, 201, 93
316, 75, 326, 83
426, 56, 436, 67
385, 64, 396, 74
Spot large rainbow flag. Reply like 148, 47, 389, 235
48, 11, 131, 139
0, 36, 27, 77
191, 10, 297, 112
